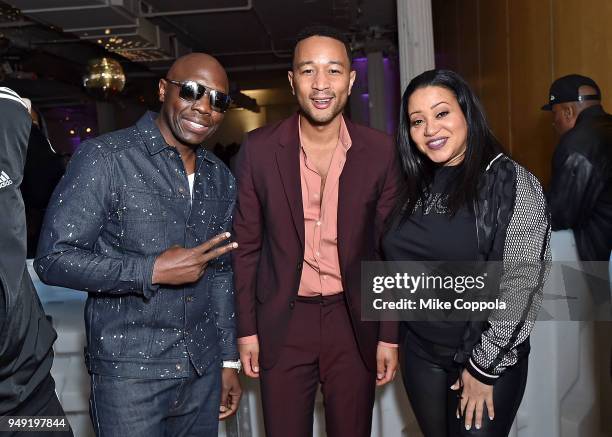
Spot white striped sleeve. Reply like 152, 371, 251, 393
0, 87, 28, 110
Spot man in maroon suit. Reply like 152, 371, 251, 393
233, 26, 400, 437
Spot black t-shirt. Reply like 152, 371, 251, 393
383, 165, 478, 261
382, 165, 478, 364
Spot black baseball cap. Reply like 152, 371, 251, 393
541, 74, 601, 110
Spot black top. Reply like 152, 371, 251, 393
382, 165, 479, 366
383, 165, 478, 262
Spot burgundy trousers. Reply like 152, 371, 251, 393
259, 294, 376, 437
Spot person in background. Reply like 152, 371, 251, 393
383, 69, 550, 436
35, 53, 242, 436
233, 25, 400, 437
20, 104, 65, 258
542, 74, 612, 262
0, 87, 72, 436
542, 74, 612, 411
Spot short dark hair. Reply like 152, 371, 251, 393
395, 69, 504, 217
293, 25, 352, 66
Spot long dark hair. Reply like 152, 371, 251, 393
395, 69, 503, 219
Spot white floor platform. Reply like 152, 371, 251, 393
29, 230, 611, 436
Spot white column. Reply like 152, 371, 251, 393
367, 51, 387, 132
396, 0, 435, 91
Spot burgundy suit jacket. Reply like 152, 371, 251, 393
232, 113, 401, 371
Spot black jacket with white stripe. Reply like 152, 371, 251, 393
459, 153, 551, 385
0, 87, 57, 413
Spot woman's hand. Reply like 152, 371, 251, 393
451, 369, 495, 430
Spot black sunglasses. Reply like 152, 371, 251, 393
165, 78, 231, 113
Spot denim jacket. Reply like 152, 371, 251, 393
35, 112, 238, 378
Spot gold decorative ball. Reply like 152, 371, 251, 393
83, 57, 126, 99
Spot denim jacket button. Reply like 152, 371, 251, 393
176, 364, 181, 371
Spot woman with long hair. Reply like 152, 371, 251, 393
382, 69, 550, 436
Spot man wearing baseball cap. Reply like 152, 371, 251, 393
542, 74, 612, 262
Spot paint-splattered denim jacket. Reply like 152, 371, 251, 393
35, 111, 238, 378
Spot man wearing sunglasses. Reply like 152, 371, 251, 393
233, 26, 401, 436
35, 53, 242, 436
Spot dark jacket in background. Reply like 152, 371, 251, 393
0, 87, 57, 414
547, 104, 612, 261
35, 112, 238, 379
21, 124, 65, 257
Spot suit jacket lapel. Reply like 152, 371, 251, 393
337, 118, 366, 273
276, 114, 305, 249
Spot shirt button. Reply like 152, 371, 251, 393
289, 301, 295, 309
322, 275, 328, 280
316, 251, 321, 257
313, 193, 319, 199
176, 364, 182, 370
316, 221, 321, 226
